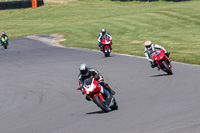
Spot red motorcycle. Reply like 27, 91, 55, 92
81, 78, 118, 112
101, 36, 112, 57
151, 49, 173, 75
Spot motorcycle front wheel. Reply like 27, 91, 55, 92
93, 95, 109, 112
162, 61, 173, 75
104, 47, 110, 57
3, 42, 7, 49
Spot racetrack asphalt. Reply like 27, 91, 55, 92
0, 37, 199, 133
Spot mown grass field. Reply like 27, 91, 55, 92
0, 0, 200, 64
0, 0, 22, 2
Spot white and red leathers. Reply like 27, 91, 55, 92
144, 44, 168, 62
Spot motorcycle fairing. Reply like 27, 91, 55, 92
83, 78, 97, 94
152, 50, 172, 71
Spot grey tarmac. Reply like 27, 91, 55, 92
0, 37, 199, 133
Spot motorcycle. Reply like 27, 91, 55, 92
1, 36, 8, 49
151, 49, 173, 75
101, 36, 112, 57
80, 78, 118, 112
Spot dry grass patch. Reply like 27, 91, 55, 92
26, 34, 66, 47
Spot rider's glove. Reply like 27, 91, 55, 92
98, 78, 104, 83
77, 86, 83, 91
166, 52, 170, 57
94, 74, 99, 81
149, 59, 153, 62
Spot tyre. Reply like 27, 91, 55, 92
93, 95, 109, 112
110, 98, 118, 110
3, 43, 7, 49
106, 47, 110, 57
162, 61, 173, 75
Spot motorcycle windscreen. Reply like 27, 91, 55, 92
83, 78, 93, 88
152, 50, 160, 57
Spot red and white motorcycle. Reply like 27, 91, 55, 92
151, 49, 173, 75
80, 78, 118, 112
101, 36, 112, 57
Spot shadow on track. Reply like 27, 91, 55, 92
102, 55, 115, 58
86, 110, 105, 115
86, 109, 118, 115
0, 48, 9, 51
150, 74, 172, 77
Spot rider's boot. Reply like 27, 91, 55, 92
104, 83, 115, 95
151, 62, 156, 68
168, 57, 171, 62
85, 95, 91, 101
157, 66, 160, 71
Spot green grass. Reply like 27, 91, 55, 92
0, 0, 200, 65
0, 0, 23, 2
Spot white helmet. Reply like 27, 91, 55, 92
145, 40, 152, 50
79, 64, 89, 76
101, 28, 106, 34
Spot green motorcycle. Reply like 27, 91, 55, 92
1, 36, 8, 49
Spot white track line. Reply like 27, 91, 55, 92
63, 46, 200, 67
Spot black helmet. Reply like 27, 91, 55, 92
79, 64, 89, 76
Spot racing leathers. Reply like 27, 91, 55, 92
78, 68, 115, 101
144, 44, 170, 68
98, 32, 112, 47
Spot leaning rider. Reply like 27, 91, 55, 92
144, 40, 170, 69
98, 28, 112, 51
77, 63, 115, 101
1, 31, 8, 45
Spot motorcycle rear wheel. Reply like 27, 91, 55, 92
93, 95, 109, 112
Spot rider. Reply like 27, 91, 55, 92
77, 63, 115, 101
98, 28, 112, 50
144, 40, 170, 69
1, 31, 8, 45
